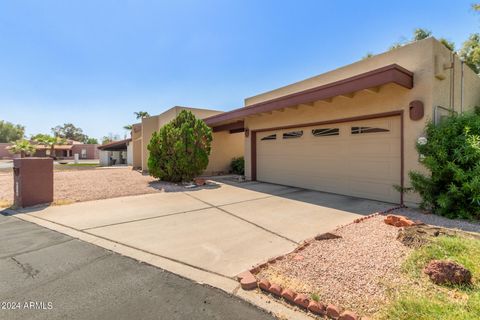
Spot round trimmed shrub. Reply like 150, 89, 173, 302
147, 110, 212, 182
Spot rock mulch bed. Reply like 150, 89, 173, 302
241, 214, 412, 318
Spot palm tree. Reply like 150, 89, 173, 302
123, 124, 133, 131
7, 140, 36, 158
134, 111, 150, 119
33, 135, 66, 158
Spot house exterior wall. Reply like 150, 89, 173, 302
139, 106, 223, 172
0, 143, 13, 159
204, 131, 244, 175
242, 38, 480, 206
131, 125, 142, 169
71, 144, 99, 159
127, 141, 133, 165
99, 150, 109, 166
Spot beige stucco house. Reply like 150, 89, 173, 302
131, 106, 244, 175
204, 38, 480, 206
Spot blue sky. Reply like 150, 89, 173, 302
1, 0, 479, 140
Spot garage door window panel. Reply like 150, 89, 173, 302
261, 134, 277, 141
282, 130, 303, 139
351, 126, 390, 134
312, 128, 340, 137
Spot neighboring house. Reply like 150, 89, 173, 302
130, 106, 244, 174
203, 38, 480, 206
0, 143, 16, 159
0, 140, 99, 160
97, 139, 132, 166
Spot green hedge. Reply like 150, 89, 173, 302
409, 107, 480, 219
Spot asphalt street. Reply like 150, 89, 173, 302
0, 213, 276, 320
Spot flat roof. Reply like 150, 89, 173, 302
98, 139, 131, 151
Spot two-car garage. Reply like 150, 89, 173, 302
204, 64, 415, 205
254, 115, 401, 203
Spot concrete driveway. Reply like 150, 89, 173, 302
11, 178, 394, 279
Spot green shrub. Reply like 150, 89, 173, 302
147, 110, 212, 182
230, 156, 244, 175
409, 107, 480, 219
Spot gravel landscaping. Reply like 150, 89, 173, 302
256, 215, 412, 316
0, 167, 190, 206
390, 207, 480, 233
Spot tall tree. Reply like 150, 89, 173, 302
101, 133, 121, 144
460, 33, 480, 74
123, 125, 133, 131
0, 120, 25, 143
51, 123, 87, 142
85, 137, 99, 144
134, 111, 150, 119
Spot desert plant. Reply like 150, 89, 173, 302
230, 156, 245, 175
408, 107, 480, 219
33, 134, 66, 158
147, 110, 212, 182
7, 139, 36, 158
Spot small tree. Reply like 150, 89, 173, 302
33, 134, 66, 158
147, 110, 212, 182
408, 107, 480, 219
134, 111, 150, 119
7, 140, 36, 158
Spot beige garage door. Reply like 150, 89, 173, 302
256, 116, 401, 203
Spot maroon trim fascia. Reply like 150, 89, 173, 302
211, 121, 244, 132
250, 110, 405, 204
205, 64, 413, 126
98, 138, 131, 150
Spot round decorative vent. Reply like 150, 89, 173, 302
409, 100, 424, 121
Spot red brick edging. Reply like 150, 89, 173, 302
237, 205, 407, 320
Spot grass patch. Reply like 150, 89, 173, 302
54, 163, 100, 171
52, 199, 75, 206
64, 163, 99, 167
380, 236, 480, 320
310, 293, 320, 302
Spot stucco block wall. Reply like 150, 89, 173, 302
131, 125, 142, 168
71, 144, 99, 159
204, 131, 244, 175
0, 143, 13, 159
242, 38, 480, 206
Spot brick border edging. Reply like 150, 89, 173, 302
239, 270, 362, 319
237, 205, 406, 320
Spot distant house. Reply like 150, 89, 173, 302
97, 139, 131, 166
0, 140, 99, 160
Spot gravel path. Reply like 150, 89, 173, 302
391, 207, 480, 233
257, 216, 411, 316
0, 168, 189, 206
